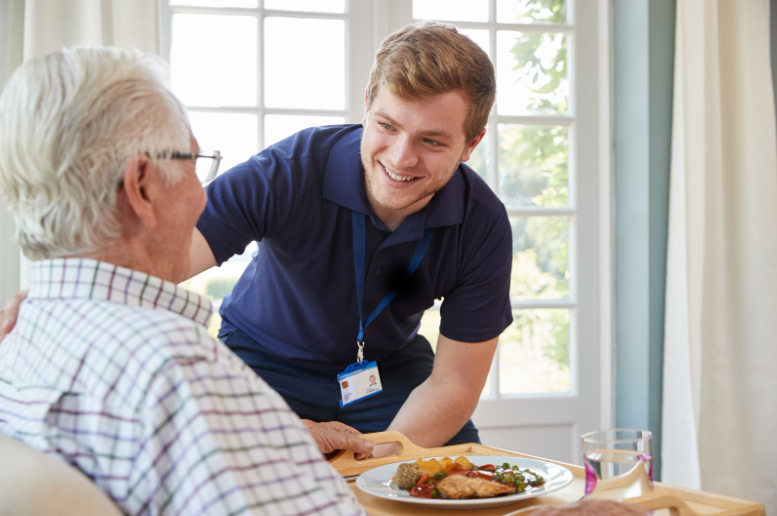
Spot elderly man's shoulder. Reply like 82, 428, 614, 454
92, 299, 224, 368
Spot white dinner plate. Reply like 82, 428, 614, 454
355, 455, 574, 510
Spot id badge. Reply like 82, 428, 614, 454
338, 360, 383, 407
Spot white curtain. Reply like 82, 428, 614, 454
662, 0, 777, 512
22, 0, 159, 59
0, 0, 22, 303
0, 0, 160, 292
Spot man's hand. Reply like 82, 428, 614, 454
532, 499, 647, 516
0, 289, 27, 344
301, 420, 375, 459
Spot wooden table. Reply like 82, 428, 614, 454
329, 432, 765, 516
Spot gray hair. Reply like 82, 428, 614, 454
0, 46, 191, 260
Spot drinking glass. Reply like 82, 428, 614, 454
582, 428, 653, 501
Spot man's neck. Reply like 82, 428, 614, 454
75, 242, 159, 281
367, 193, 434, 232
370, 205, 406, 232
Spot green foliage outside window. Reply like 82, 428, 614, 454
502, 0, 570, 378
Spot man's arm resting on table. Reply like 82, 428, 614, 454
386, 333, 498, 448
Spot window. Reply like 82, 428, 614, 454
411, 0, 575, 397
162, 0, 365, 334
163, 0, 610, 463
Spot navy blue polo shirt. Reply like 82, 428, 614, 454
197, 124, 513, 371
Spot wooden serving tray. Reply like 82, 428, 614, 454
328, 432, 765, 516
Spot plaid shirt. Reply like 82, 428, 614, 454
0, 259, 363, 516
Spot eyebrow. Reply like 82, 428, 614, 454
374, 111, 455, 140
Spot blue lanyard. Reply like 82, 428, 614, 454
352, 211, 434, 346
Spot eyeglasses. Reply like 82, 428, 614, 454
154, 150, 222, 183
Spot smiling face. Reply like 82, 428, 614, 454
360, 88, 485, 230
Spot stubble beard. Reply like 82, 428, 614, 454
361, 154, 456, 214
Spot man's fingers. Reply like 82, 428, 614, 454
1, 289, 28, 342
371, 442, 401, 458
319, 421, 362, 435
303, 420, 375, 456
340, 433, 375, 455
318, 427, 374, 455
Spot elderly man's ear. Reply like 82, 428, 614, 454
118, 153, 163, 229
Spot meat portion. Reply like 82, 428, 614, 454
436, 474, 518, 499
395, 463, 423, 490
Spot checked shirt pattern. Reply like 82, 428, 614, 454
0, 259, 363, 516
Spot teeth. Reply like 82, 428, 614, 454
382, 164, 415, 182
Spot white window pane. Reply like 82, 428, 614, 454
188, 111, 259, 176
509, 216, 569, 300
499, 309, 570, 394
265, 0, 344, 13
497, 0, 567, 24
418, 309, 492, 397
264, 18, 345, 110
459, 28, 490, 58
496, 31, 568, 115
171, 14, 257, 107
181, 256, 254, 338
417, 309, 440, 352
498, 124, 568, 207
413, 0, 489, 22
170, 0, 257, 7
465, 131, 489, 183
264, 115, 345, 148
481, 370, 493, 398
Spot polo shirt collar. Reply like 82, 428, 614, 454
323, 125, 465, 233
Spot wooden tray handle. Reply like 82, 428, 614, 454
625, 492, 698, 515
507, 493, 698, 515
327, 431, 431, 473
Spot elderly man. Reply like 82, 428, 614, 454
0, 46, 365, 515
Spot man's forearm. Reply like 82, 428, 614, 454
387, 375, 481, 448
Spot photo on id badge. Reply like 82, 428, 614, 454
339, 361, 383, 407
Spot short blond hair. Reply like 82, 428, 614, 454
366, 21, 495, 142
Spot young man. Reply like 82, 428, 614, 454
0, 46, 364, 516
187, 21, 513, 448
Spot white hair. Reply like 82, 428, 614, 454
0, 46, 191, 260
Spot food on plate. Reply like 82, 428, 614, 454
436, 474, 518, 499
395, 463, 423, 490
397, 457, 546, 500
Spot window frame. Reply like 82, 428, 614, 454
160, 2, 376, 134
159, 0, 614, 459
380, 0, 614, 459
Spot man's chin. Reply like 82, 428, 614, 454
370, 194, 418, 212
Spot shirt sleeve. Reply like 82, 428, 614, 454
128, 338, 364, 516
438, 203, 514, 343
196, 147, 299, 265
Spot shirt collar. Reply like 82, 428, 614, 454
27, 258, 213, 327
322, 125, 465, 231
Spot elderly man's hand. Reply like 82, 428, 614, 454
531, 499, 647, 516
0, 290, 27, 344
301, 420, 375, 459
